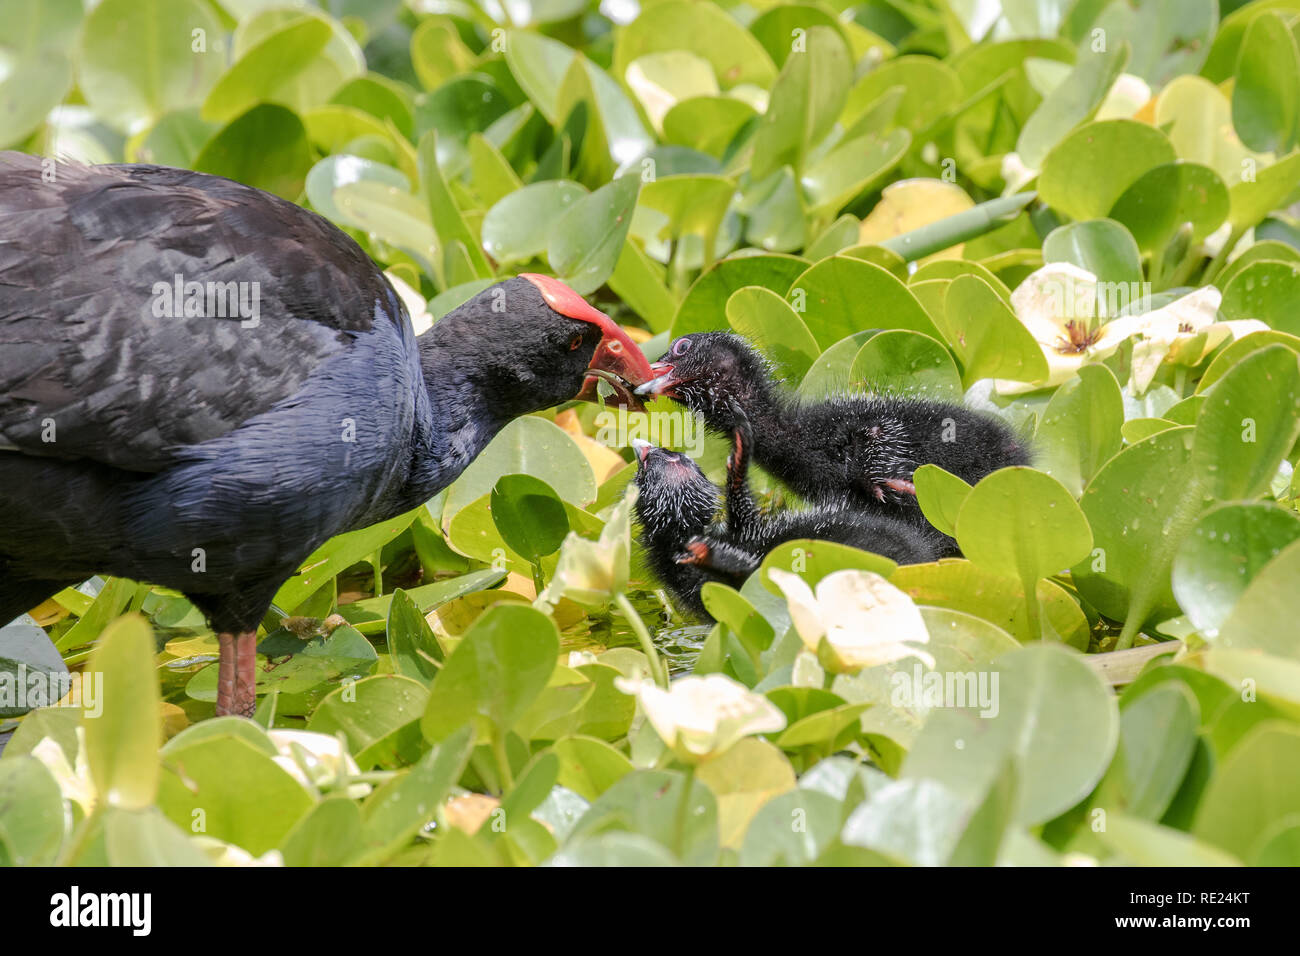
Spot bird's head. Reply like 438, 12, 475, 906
427, 275, 655, 416
629, 438, 719, 539
634, 332, 770, 430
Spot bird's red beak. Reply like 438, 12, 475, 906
521, 273, 654, 410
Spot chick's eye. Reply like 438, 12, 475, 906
568, 333, 584, 351
671, 338, 692, 357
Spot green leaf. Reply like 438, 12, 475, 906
672, 253, 809, 338
850, 330, 961, 400
279, 797, 364, 866
1231, 12, 1300, 154
662, 96, 758, 158
1099, 812, 1242, 866
1195, 723, 1300, 859
307, 674, 430, 765
385, 587, 444, 681
1108, 162, 1230, 251
750, 27, 852, 181
1216, 538, 1300, 661
1015, 45, 1128, 168
549, 735, 634, 800
788, 256, 943, 350
79, 0, 223, 133
913, 464, 972, 539
0, 758, 65, 865
612, 0, 776, 91
84, 614, 161, 810
724, 286, 820, 383
193, 104, 313, 200
903, 644, 1119, 825
273, 508, 419, 614
1173, 504, 1300, 640
938, 275, 1049, 387
202, 15, 333, 125
1033, 363, 1125, 497
418, 130, 493, 280
101, 806, 212, 866
421, 605, 560, 742
491, 474, 570, 563
1220, 260, 1300, 334
548, 174, 641, 295
1039, 119, 1177, 222
1042, 219, 1143, 288
481, 181, 587, 265
1097, 682, 1199, 820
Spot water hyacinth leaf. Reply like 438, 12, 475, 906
548, 174, 641, 295
787, 256, 942, 350
1191, 345, 1300, 501
1033, 363, 1125, 497
672, 253, 809, 338
840, 777, 968, 866
624, 50, 718, 134
611, 0, 776, 91
491, 474, 570, 563
0, 0, 79, 148
1097, 682, 1199, 821
802, 129, 911, 219
420, 604, 560, 743
1038, 119, 1177, 222
1072, 426, 1197, 630
193, 104, 314, 201
1042, 219, 1143, 289
1015, 44, 1128, 168
891, 562, 1088, 648
843, 55, 962, 136
549, 735, 634, 801
556, 54, 653, 188
567, 770, 720, 865
83, 614, 161, 810
1107, 162, 1230, 251
1216, 538, 1300, 661
903, 644, 1118, 825
0, 758, 66, 865
1197, 331, 1300, 392
796, 330, 875, 399
157, 734, 315, 854
1231, 12, 1300, 155
725, 286, 820, 383
938, 275, 1048, 387
274, 509, 419, 614
695, 737, 796, 847
442, 417, 595, 524
418, 131, 492, 280
955, 468, 1092, 614
1172, 505, 1300, 641
638, 175, 735, 250
384, 588, 443, 682
750, 27, 852, 181
850, 330, 961, 400
661, 96, 758, 158
738, 788, 843, 866
307, 674, 430, 763
1220, 260, 1300, 334
1228, 150, 1300, 233
79, 0, 223, 134
1195, 724, 1300, 859
201, 16, 334, 125
305, 154, 409, 226
913, 464, 972, 539
756, 540, 898, 595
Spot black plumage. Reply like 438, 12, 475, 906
0, 152, 653, 716
636, 332, 1031, 526
630, 410, 945, 621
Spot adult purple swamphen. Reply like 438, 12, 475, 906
0, 152, 654, 717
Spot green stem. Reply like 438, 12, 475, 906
673, 766, 696, 861
530, 561, 546, 597
615, 591, 667, 688
491, 732, 515, 793
371, 548, 384, 597
1201, 226, 1244, 286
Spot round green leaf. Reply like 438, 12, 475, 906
938, 275, 1049, 387
1195, 724, 1300, 858
1231, 12, 1300, 154
672, 253, 809, 338
1033, 363, 1125, 497
481, 181, 588, 265
548, 174, 640, 295
903, 643, 1119, 825
1108, 161, 1230, 251
491, 473, 570, 562
84, 614, 161, 810
1220, 259, 1300, 334
1042, 219, 1144, 289
913, 464, 972, 539
849, 330, 961, 400
787, 256, 943, 350
1039, 119, 1177, 222
1217, 538, 1300, 661
724, 286, 820, 383
193, 104, 313, 201
1173, 504, 1300, 640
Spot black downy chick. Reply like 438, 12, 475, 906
630, 411, 946, 620
635, 332, 1030, 522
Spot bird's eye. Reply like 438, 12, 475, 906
608, 339, 623, 353
568, 333, 583, 351
671, 338, 692, 357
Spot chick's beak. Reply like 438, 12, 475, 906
633, 361, 680, 399
630, 438, 653, 464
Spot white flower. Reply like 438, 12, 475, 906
1096, 73, 1152, 120
267, 730, 370, 799
192, 837, 284, 867
998, 264, 1267, 394
614, 674, 786, 763
536, 487, 635, 609
769, 569, 934, 673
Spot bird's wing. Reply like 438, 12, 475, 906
0, 152, 403, 472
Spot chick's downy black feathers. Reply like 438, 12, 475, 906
639, 332, 1031, 517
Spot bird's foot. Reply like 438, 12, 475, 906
676, 538, 711, 566
216, 631, 258, 718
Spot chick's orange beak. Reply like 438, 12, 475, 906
521, 273, 653, 410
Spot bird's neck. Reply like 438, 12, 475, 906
400, 329, 512, 503
738, 379, 801, 475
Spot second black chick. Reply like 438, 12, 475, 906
635, 332, 1031, 515
630, 415, 945, 621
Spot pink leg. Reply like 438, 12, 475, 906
216, 631, 258, 718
